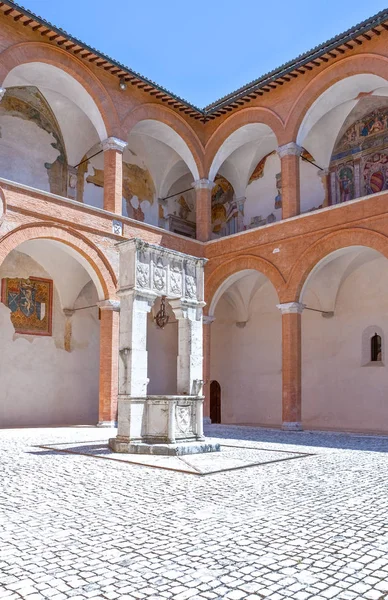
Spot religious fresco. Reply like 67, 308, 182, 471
211, 175, 238, 235
1, 276, 53, 336
330, 99, 388, 204
0, 86, 67, 195
78, 152, 155, 222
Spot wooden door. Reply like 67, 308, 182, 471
210, 380, 221, 423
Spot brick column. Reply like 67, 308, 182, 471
97, 299, 120, 426
203, 315, 215, 421
192, 178, 215, 242
277, 142, 302, 219
102, 137, 127, 214
277, 302, 304, 431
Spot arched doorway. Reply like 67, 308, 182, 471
210, 380, 221, 423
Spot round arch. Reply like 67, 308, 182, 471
206, 254, 286, 315
286, 53, 388, 142
0, 42, 119, 138
0, 222, 118, 301
205, 107, 285, 180
121, 103, 205, 180
286, 227, 388, 301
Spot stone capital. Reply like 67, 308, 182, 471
276, 302, 305, 315
203, 315, 216, 325
101, 137, 127, 153
192, 178, 215, 191
0, 88, 6, 102
97, 299, 120, 311
277, 142, 303, 159
318, 168, 329, 180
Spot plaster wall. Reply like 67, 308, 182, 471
211, 281, 282, 426
302, 255, 388, 433
147, 299, 178, 395
244, 153, 281, 228
0, 250, 99, 427
0, 114, 59, 191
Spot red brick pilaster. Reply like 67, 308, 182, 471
98, 299, 120, 426
102, 137, 127, 214
277, 302, 304, 431
277, 143, 302, 219
193, 179, 214, 242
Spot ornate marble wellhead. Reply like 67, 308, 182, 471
109, 238, 219, 455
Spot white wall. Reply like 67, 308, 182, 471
211, 280, 282, 425
244, 153, 281, 228
302, 255, 388, 433
0, 250, 100, 427
0, 114, 59, 191
147, 299, 178, 395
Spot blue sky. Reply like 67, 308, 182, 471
18, 0, 388, 107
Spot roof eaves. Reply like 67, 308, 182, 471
204, 8, 388, 112
2, 0, 204, 115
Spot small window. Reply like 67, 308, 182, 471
371, 333, 382, 362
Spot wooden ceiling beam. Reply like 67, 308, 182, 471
23, 19, 33, 26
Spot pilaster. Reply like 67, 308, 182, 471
97, 299, 120, 426
277, 142, 302, 219
192, 178, 215, 242
102, 137, 127, 215
277, 302, 304, 431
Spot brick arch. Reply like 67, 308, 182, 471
206, 254, 286, 315
285, 53, 388, 142
0, 222, 118, 301
204, 107, 286, 178
121, 103, 205, 179
0, 41, 119, 137
286, 227, 388, 302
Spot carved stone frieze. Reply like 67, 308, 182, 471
118, 238, 206, 304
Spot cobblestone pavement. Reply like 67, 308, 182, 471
1, 425, 388, 600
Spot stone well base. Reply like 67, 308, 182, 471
108, 437, 220, 456
109, 395, 220, 456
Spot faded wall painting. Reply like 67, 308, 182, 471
330, 98, 388, 204
1, 276, 53, 336
0, 86, 67, 194
211, 175, 237, 236
78, 146, 155, 222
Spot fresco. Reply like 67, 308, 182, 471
0, 86, 67, 195
1, 276, 53, 336
330, 99, 388, 203
211, 175, 235, 235
79, 152, 155, 222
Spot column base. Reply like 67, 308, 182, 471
108, 437, 220, 456
97, 420, 117, 428
282, 421, 303, 431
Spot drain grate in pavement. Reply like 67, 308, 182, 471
35, 440, 313, 476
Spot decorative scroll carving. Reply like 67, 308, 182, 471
153, 259, 166, 292
170, 263, 182, 295
136, 262, 149, 288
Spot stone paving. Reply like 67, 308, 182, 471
1, 425, 388, 600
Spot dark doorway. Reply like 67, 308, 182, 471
210, 380, 221, 423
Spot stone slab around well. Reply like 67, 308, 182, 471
108, 437, 220, 456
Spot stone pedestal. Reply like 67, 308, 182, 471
109, 395, 219, 455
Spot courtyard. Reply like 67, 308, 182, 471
1, 425, 388, 600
